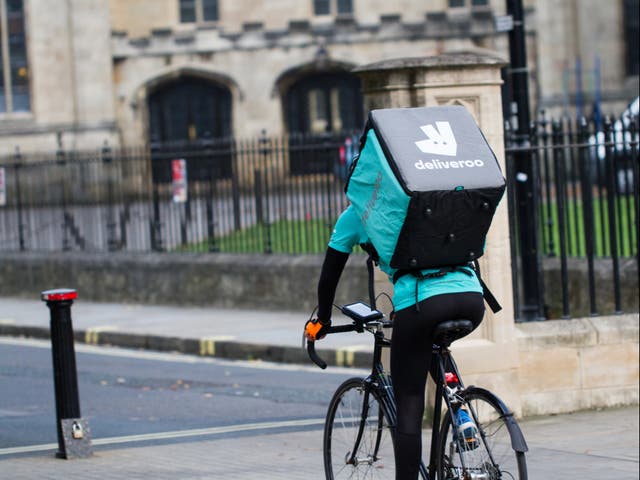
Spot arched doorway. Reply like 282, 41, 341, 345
284, 71, 363, 175
148, 77, 232, 181
149, 77, 231, 143
285, 72, 363, 135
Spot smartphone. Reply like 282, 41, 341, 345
341, 302, 384, 322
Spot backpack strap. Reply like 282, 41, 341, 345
471, 260, 502, 314
366, 255, 377, 310
392, 265, 472, 284
393, 266, 473, 313
393, 262, 503, 314
359, 242, 379, 264
360, 243, 379, 310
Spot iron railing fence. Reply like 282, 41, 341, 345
0, 113, 637, 319
506, 111, 639, 319
0, 133, 357, 254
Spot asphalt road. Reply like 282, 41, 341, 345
0, 337, 358, 451
0, 338, 638, 479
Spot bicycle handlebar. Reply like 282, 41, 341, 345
306, 341, 327, 369
304, 317, 395, 369
306, 323, 357, 369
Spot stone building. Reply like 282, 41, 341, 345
0, 0, 637, 154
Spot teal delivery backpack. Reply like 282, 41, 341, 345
345, 106, 506, 271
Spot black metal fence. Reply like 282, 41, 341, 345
505, 110, 639, 319
0, 113, 637, 319
0, 133, 357, 254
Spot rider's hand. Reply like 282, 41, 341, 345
305, 318, 331, 341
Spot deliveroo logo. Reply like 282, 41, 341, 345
414, 121, 457, 156
413, 120, 485, 170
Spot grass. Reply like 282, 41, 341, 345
177, 195, 637, 257
539, 195, 637, 257
179, 218, 335, 254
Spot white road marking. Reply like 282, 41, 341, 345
0, 418, 326, 456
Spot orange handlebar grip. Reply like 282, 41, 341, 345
305, 321, 323, 341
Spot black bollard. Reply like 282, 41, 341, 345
42, 289, 92, 459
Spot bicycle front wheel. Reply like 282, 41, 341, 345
436, 389, 528, 480
324, 377, 396, 479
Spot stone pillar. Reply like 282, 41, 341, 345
355, 52, 522, 414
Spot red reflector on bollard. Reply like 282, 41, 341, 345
41, 289, 78, 302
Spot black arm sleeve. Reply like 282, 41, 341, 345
317, 246, 350, 322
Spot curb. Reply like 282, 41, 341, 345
0, 325, 372, 369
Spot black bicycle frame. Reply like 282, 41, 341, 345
365, 327, 430, 479
427, 346, 521, 478
428, 347, 471, 476
347, 327, 391, 465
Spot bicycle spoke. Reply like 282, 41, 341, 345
436, 390, 527, 480
324, 378, 396, 479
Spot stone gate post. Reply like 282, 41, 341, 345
355, 52, 521, 413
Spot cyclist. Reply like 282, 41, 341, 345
305, 204, 485, 480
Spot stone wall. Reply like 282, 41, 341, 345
515, 315, 639, 416
0, 252, 368, 312
1, 251, 637, 414
543, 257, 639, 318
0, 252, 636, 318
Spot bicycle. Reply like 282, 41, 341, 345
305, 300, 528, 479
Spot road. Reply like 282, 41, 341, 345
0, 337, 638, 479
0, 337, 357, 453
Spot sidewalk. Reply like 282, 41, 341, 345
0, 296, 372, 368
2, 406, 638, 479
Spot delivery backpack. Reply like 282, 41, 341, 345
345, 106, 506, 311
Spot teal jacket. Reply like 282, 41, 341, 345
328, 206, 483, 312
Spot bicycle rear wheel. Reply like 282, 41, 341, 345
324, 377, 396, 479
436, 388, 528, 480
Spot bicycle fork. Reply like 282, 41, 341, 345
346, 378, 384, 467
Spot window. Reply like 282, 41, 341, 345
0, 0, 29, 113
313, 0, 352, 15
285, 72, 363, 175
179, 0, 218, 23
285, 73, 362, 135
313, 0, 330, 15
448, 0, 465, 7
337, 0, 353, 14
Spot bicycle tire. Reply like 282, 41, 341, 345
323, 377, 396, 479
435, 388, 528, 480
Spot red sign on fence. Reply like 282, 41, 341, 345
172, 159, 187, 203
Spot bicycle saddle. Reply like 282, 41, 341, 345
433, 319, 474, 347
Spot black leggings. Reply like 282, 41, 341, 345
390, 292, 485, 480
